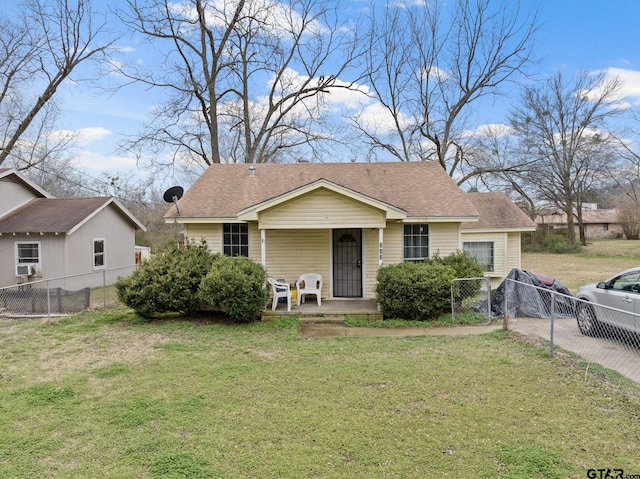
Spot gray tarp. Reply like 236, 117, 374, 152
487, 269, 575, 319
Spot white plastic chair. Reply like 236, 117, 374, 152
296, 273, 323, 306
267, 278, 291, 311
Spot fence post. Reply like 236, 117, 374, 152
502, 279, 509, 331
549, 292, 556, 357
450, 281, 455, 323
485, 277, 491, 319
46, 279, 51, 323
102, 269, 107, 308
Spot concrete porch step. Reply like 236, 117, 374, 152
261, 299, 382, 322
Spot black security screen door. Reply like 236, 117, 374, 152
332, 228, 362, 297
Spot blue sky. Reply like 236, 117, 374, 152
48, 0, 640, 189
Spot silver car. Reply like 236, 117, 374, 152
575, 267, 640, 337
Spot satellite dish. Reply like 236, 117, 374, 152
163, 186, 184, 215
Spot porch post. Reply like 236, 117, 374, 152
378, 228, 384, 266
260, 229, 266, 266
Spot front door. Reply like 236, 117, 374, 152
332, 228, 362, 297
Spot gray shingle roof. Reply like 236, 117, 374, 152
0, 197, 113, 234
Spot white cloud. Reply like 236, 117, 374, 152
463, 123, 515, 138
73, 149, 139, 173
600, 67, 640, 106
49, 127, 112, 146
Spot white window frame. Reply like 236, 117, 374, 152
15, 241, 41, 274
93, 238, 106, 270
403, 224, 429, 262
463, 241, 494, 273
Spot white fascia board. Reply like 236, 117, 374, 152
462, 226, 537, 234
0, 168, 52, 198
402, 216, 479, 223
164, 217, 241, 224
69, 198, 147, 235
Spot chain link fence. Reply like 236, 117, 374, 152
450, 277, 492, 322
501, 278, 640, 385
0, 265, 136, 322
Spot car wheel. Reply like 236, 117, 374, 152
576, 302, 601, 337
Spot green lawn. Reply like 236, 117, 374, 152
1, 308, 639, 478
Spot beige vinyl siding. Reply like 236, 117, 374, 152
264, 229, 330, 299
249, 224, 261, 262
259, 188, 386, 229
186, 223, 261, 261
461, 231, 507, 287
428, 223, 461, 257
186, 224, 223, 252
382, 222, 404, 264
381, 222, 461, 264
363, 228, 380, 298
506, 232, 521, 271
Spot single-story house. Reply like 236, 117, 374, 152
0, 168, 146, 289
164, 162, 535, 300
535, 209, 623, 240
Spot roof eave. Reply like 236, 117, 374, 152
462, 226, 537, 233
403, 216, 479, 224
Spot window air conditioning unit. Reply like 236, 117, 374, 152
16, 264, 35, 276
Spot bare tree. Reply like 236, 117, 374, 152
508, 71, 623, 246
116, 0, 360, 171
355, 0, 539, 184
0, 0, 116, 169
617, 200, 640, 240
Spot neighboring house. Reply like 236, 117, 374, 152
0, 168, 146, 289
164, 162, 535, 300
535, 209, 623, 240
461, 192, 536, 288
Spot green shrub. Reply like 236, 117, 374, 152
429, 251, 485, 301
115, 240, 217, 318
429, 250, 484, 279
198, 256, 268, 322
375, 261, 456, 321
524, 229, 582, 254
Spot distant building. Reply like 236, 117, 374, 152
535, 208, 623, 240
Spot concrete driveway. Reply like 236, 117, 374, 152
509, 317, 640, 383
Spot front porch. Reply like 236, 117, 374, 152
261, 299, 382, 322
